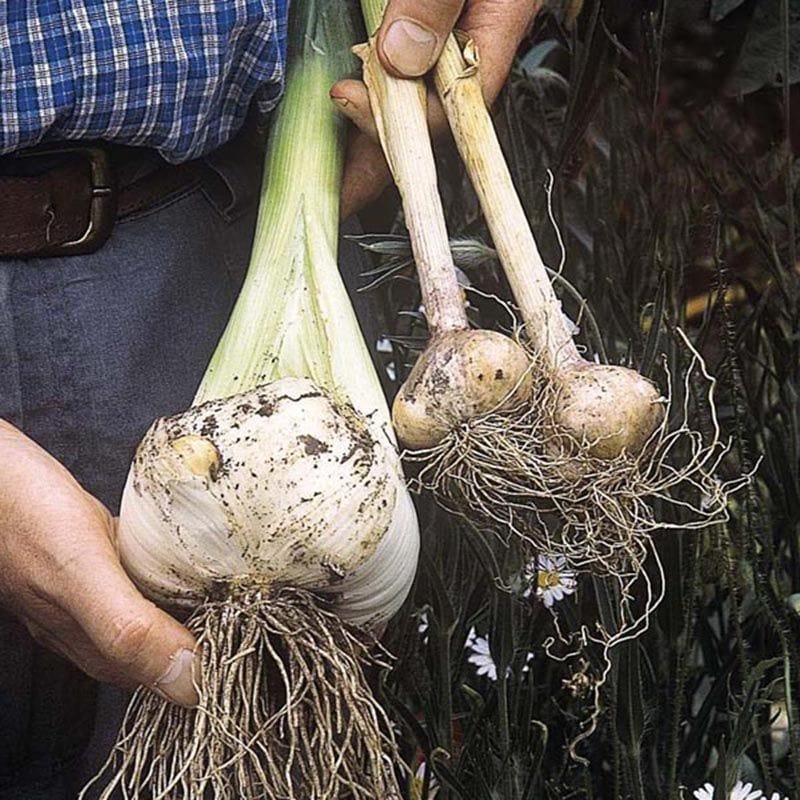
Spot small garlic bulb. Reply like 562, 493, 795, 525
119, 377, 419, 630
392, 329, 532, 449
554, 364, 664, 459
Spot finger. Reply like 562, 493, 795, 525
53, 539, 199, 707
461, 1, 544, 104
376, 0, 466, 78
332, 79, 449, 143
25, 614, 133, 686
340, 131, 392, 221
331, 80, 379, 142
338, 86, 451, 221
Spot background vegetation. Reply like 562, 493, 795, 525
360, 1, 800, 797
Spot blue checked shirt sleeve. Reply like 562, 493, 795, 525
0, 0, 289, 163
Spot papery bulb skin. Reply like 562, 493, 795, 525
118, 377, 419, 630
392, 329, 532, 449
553, 363, 664, 459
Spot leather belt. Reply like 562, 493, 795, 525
0, 143, 203, 259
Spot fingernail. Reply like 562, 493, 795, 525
154, 648, 198, 707
331, 95, 350, 108
382, 18, 438, 77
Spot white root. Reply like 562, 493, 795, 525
86, 378, 419, 798
407, 337, 747, 577
82, 586, 404, 800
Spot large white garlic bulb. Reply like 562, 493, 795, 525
119, 377, 419, 630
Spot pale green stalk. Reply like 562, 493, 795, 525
361, 0, 385, 35
195, 2, 392, 437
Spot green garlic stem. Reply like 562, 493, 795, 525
196, 2, 393, 444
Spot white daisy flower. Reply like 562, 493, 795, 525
730, 783, 762, 800
376, 336, 393, 353
465, 627, 497, 681
692, 782, 715, 800
524, 554, 577, 608
416, 610, 430, 645
691, 779, 786, 800
522, 650, 535, 673
465, 628, 535, 682
410, 762, 439, 800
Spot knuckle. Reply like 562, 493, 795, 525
102, 613, 156, 667
25, 619, 56, 650
428, 0, 464, 14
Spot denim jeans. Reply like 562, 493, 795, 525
0, 152, 382, 798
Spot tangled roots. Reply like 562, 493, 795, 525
408, 342, 749, 584
84, 585, 402, 800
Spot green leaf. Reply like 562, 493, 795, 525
616, 642, 645, 751
710, 0, 752, 22
727, 0, 800, 94
429, 748, 470, 799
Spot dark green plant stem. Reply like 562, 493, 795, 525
437, 631, 454, 758
715, 216, 800, 793
497, 672, 511, 754
651, 0, 669, 121
782, 0, 797, 282
711, 219, 759, 769
666, 534, 701, 799
423, 550, 455, 760
611, 705, 622, 800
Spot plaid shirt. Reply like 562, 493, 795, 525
0, 0, 288, 163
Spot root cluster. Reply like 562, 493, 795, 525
84, 586, 402, 800
404, 334, 752, 763
407, 343, 747, 587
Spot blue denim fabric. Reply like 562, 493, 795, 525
0, 154, 383, 798
0, 161, 261, 799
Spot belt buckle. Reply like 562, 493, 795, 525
17, 144, 116, 256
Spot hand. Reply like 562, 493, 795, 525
0, 420, 198, 706
333, 0, 543, 219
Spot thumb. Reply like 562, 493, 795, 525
63, 542, 199, 706
375, 0, 465, 78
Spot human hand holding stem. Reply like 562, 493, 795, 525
336, 0, 545, 219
